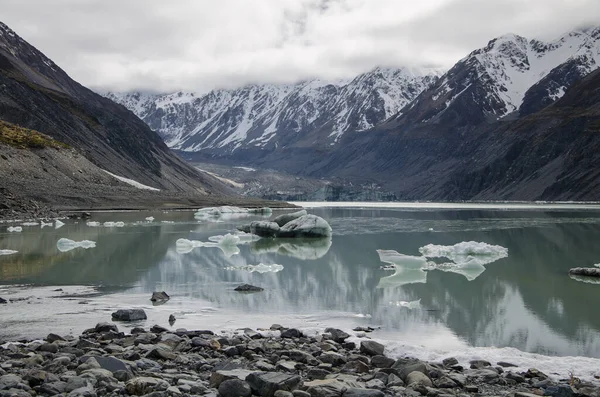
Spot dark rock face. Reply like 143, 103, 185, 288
360, 341, 385, 356
111, 309, 147, 321
150, 291, 170, 302
234, 284, 264, 292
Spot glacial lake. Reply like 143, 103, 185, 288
2, 202, 600, 378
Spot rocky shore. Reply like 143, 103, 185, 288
0, 320, 597, 397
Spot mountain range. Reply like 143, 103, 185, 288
0, 21, 279, 215
108, 26, 600, 201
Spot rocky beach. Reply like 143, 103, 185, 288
0, 311, 598, 397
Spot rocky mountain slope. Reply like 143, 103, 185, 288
106, 67, 441, 154
0, 22, 287, 215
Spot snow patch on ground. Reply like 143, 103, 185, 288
103, 170, 160, 191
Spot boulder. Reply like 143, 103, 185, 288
344, 388, 385, 397
111, 309, 147, 321
150, 291, 170, 302
278, 215, 332, 238
234, 284, 264, 292
273, 210, 308, 227
125, 376, 170, 395
324, 328, 350, 343
405, 371, 433, 387
246, 372, 301, 397
218, 379, 252, 397
359, 340, 384, 356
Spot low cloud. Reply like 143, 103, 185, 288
2, 0, 599, 93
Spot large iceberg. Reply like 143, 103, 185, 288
238, 214, 332, 238
57, 238, 96, 252
272, 210, 307, 227
419, 241, 508, 266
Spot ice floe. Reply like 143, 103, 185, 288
56, 238, 96, 252
55, 220, 65, 229
0, 249, 18, 255
145, 217, 154, 221
224, 263, 284, 273
377, 241, 508, 286
86, 221, 101, 227
389, 299, 421, 310
21, 222, 39, 226
40, 221, 53, 228
7, 226, 22, 232
175, 236, 240, 257
103, 221, 125, 227
195, 206, 271, 221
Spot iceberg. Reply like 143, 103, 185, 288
419, 241, 508, 266
278, 215, 332, 238
247, 207, 272, 215
145, 216, 155, 221
103, 221, 125, 227
0, 249, 18, 255
377, 250, 428, 288
224, 263, 284, 273
55, 220, 65, 229
41, 221, 53, 228
424, 260, 486, 281
175, 237, 240, 257
21, 222, 39, 226
272, 209, 308, 227
86, 221, 101, 227
7, 226, 22, 232
57, 238, 96, 252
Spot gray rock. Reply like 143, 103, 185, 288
68, 384, 97, 397
273, 210, 308, 227
405, 371, 433, 387
307, 368, 332, 380
324, 328, 350, 343
0, 297, 6, 304
387, 373, 404, 387
344, 389, 385, 397
365, 379, 385, 390
370, 355, 394, 368
434, 376, 457, 388
278, 215, 332, 238
293, 390, 312, 397
319, 352, 347, 366
125, 376, 170, 395
359, 341, 384, 356
342, 360, 370, 374
94, 322, 118, 333
210, 369, 254, 388
111, 309, 147, 321
23, 369, 59, 386
150, 291, 170, 302
304, 379, 346, 397
82, 355, 128, 374
277, 361, 298, 372
288, 349, 314, 363
504, 372, 526, 383
38, 342, 59, 353
545, 385, 575, 397
469, 359, 491, 369
393, 360, 427, 382
234, 284, 264, 292
46, 333, 66, 343
274, 391, 294, 397
442, 357, 458, 367
246, 372, 301, 397
281, 328, 302, 339
497, 361, 518, 368
218, 379, 252, 397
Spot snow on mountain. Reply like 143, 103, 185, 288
405, 27, 600, 124
106, 66, 442, 152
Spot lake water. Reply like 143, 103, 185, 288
2, 203, 600, 380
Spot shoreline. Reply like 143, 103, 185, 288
1, 319, 597, 397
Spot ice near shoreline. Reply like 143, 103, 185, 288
7, 226, 22, 232
103, 221, 125, 227
56, 238, 96, 252
0, 249, 18, 255
224, 263, 284, 273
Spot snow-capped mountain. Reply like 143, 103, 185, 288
106, 67, 441, 153
399, 27, 600, 125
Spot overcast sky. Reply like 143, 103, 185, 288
1, 0, 599, 94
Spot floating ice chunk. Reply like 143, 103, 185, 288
207, 233, 241, 245
86, 221, 101, 227
55, 220, 65, 229
57, 238, 96, 252
234, 231, 261, 243
7, 226, 22, 232
145, 217, 154, 221
162, 221, 175, 224
419, 241, 508, 264
40, 221, 52, 228
569, 274, 600, 284
103, 221, 125, 227
595, 263, 600, 268
377, 250, 428, 288
390, 299, 421, 310
250, 236, 332, 260
424, 261, 486, 281
21, 222, 39, 226
224, 263, 284, 273
195, 206, 253, 221
0, 249, 18, 255
175, 238, 240, 257
247, 207, 272, 215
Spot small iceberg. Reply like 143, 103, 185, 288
175, 236, 240, 257
7, 226, 22, 232
145, 216, 154, 221
57, 238, 96, 252
55, 220, 65, 229
0, 249, 18, 255
86, 221, 101, 227
568, 267, 600, 284
419, 241, 508, 266
21, 222, 39, 226
41, 221, 53, 228
103, 221, 125, 227
224, 263, 284, 273
377, 250, 428, 288
250, 236, 332, 260
390, 299, 421, 310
